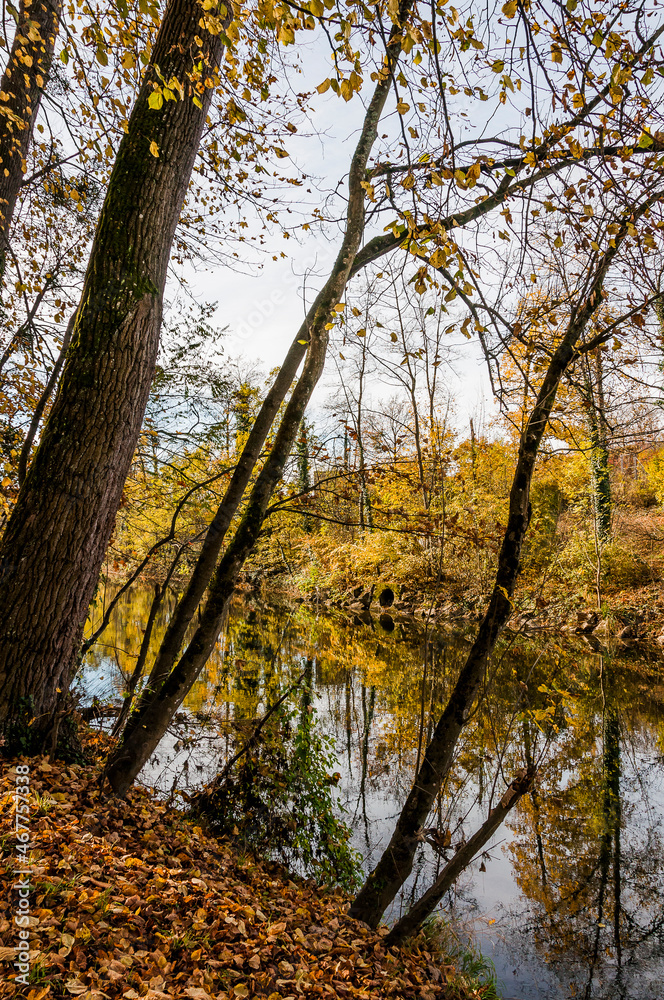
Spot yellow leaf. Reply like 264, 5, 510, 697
502, 0, 517, 16
148, 90, 163, 110
149, 140, 159, 157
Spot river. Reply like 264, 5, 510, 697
81, 588, 664, 1000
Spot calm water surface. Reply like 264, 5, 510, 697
82, 590, 664, 1000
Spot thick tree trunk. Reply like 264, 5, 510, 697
0, 0, 62, 278
104, 0, 416, 794
0, 0, 228, 733
348, 207, 648, 928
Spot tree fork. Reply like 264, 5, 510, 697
386, 768, 535, 945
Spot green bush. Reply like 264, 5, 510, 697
195, 691, 362, 891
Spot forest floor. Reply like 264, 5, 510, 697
0, 739, 490, 1000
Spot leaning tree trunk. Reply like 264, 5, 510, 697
588, 347, 612, 543
348, 205, 651, 928
0, 0, 62, 279
385, 768, 534, 945
104, 0, 416, 795
0, 0, 228, 735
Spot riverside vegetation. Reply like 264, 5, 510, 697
2, 0, 664, 995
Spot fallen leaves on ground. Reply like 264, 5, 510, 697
0, 747, 480, 1000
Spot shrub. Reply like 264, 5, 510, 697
194, 691, 362, 890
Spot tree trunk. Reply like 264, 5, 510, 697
135, 313, 316, 705
386, 768, 534, 945
348, 207, 647, 928
104, 0, 416, 794
0, 0, 62, 278
588, 348, 611, 543
17, 311, 73, 485
0, 0, 228, 734
105, 300, 332, 792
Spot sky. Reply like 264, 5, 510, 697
179, 30, 496, 436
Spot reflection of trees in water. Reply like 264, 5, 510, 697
84, 591, 664, 998
507, 655, 664, 1000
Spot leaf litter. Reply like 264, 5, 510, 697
1, 745, 487, 1000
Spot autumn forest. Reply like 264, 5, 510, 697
1, 1, 664, 998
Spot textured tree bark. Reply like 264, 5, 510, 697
385, 769, 534, 945
348, 204, 652, 928
104, 0, 416, 794
0, 0, 62, 277
0, 0, 228, 732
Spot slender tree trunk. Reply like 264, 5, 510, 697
348, 209, 646, 927
588, 348, 611, 542
17, 311, 73, 485
134, 326, 313, 705
111, 581, 163, 740
386, 768, 534, 945
0, 0, 228, 733
0, 0, 62, 278
129, 0, 413, 704
355, 338, 373, 530
110, 543, 183, 739
105, 306, 333, 792
104, 0, 416, 795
